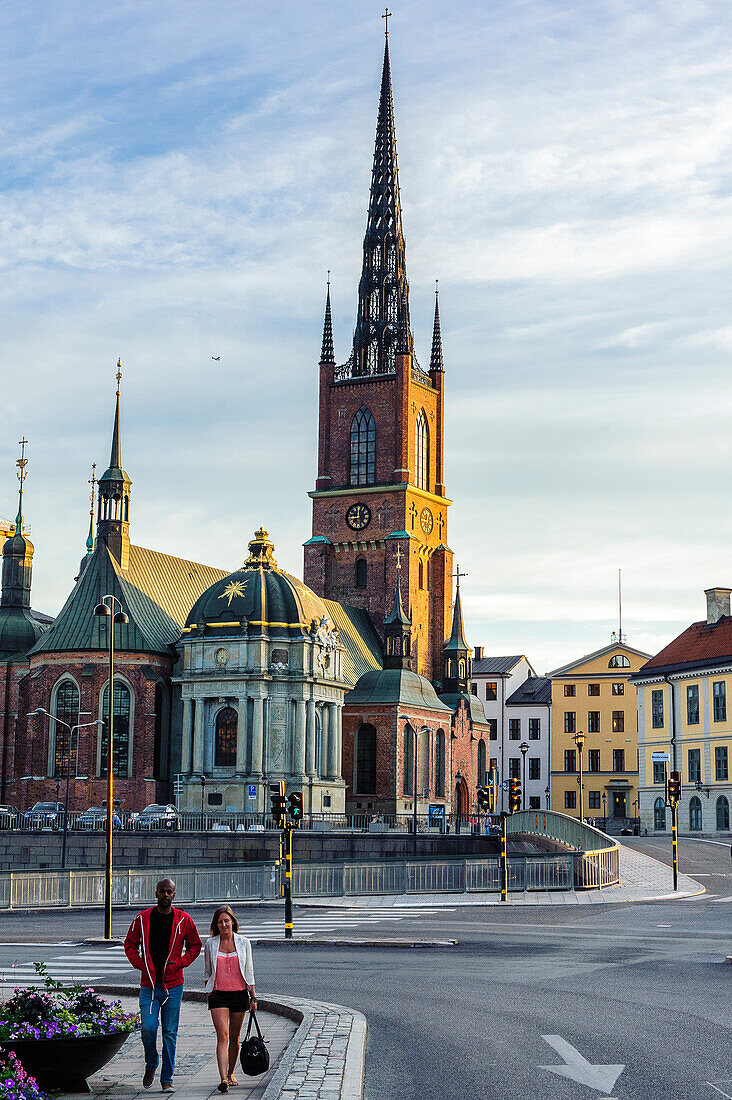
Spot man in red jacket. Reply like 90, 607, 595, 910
124, 878, 202, 1092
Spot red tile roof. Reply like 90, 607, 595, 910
637, 616, 732, 676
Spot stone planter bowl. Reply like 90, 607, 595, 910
1, 1029, 131, 1093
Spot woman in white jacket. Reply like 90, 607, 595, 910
203, 906, 257, 1092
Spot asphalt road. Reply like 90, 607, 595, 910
0, 883, 729, 1100
623, 834, 732, 899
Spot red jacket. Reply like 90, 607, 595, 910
124, 907, 202, 990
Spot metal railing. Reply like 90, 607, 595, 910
507, 809, 619, 889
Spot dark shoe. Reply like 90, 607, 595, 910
161, 1084, 175, 1093
143, 1069, 155, 1089
217, 1084, 229, 1093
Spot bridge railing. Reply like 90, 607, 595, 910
507, 809, 620, 889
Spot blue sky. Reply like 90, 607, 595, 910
3, 0, 732, 672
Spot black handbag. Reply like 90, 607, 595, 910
240, 1011, 269, 1076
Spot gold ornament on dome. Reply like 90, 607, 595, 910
244, 527, 279, 569
220, 580, 246, 606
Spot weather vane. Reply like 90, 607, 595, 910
116, 358, 122, 395
16, 437, 28, 493
382, 7, 392, 37
453, 564, 467, 588
89, 462, 97, 518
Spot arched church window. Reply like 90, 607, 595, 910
355, 558, 367, 588
153, 683, 165, 781
418, 560, 424, 589
356, 724, 377, 794
214, 707, 237, 768
434, 730, 446, 798
403, 724, 414, 796
101, 681, 132, 777
459, 659, 465, 680
415, 410, 429, 490
53, 680, 79, 777
477, 739, 487, 787
350, 406, 376, 487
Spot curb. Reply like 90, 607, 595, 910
253, 938, 456, 948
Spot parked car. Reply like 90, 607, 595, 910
74, 806, 122, 831
0, 805, 18, 829
133, 804, 179, 831
23, 802, 65, 830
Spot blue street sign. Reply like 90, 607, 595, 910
247, 785, 257, 798
502, 780, 509, 792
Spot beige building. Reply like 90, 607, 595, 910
548, 641, 650, 829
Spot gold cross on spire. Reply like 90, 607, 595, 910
88, 462, 97, 515
116, 358, 122, 395
16, 436, 28, 490
453, 563, 468, 588
382, 7, 392, 37
394, 544, 403, 571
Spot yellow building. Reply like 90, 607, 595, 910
632, 588, 732, 835
548, 641, 650, 829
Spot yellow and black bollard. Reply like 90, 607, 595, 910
284, 824, 293, 939
500, 812, 508, 902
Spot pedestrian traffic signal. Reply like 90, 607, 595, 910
477, 786, 491, 811
287, 791, 303, 822
508, 777, 522, 814
270, 781, 287, 825
668, 771, 682, 805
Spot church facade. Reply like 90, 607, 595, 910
0, 33, 491, 822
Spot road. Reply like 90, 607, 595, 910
0, 869, 730, 1099
623, 834, 732, 899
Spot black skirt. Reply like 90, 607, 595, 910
207, 988, 251, 1012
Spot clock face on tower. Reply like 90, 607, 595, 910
346, 503, 371, 531
420, 507, 434, 536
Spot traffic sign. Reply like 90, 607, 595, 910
247, 784, 257, 798
651, 752, 670, 762
502, 780, 509, 792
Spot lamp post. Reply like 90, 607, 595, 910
398, 715, 431, 858
93, 594, 129, 940
519, 742, 529, 810
602, 791, 607, 832
573, 730, 586, 822
544, 784, 551, 811
31, 709, 102, 870
454, 770, 464, 834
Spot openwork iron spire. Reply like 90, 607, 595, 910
430, 281, 444, 373
351, 34, 413, 377
320, 273, 335, 365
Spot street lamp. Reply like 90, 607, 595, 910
573, 730, 585, 822
30, 708, 102, 870
544, 784, 551, 811
399, 716, 432, 857
93, 594, 129, 940
454, 770, 464, 834
519, 742, 529, 810
602, 792, 607, 832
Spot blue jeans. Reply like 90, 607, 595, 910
140, 984, 184, 1084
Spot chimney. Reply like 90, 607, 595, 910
474, 646, 483, 661
705, 587, 731, 624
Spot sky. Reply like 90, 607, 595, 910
2, 0, 732, 674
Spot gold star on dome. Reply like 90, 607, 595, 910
220, 580, 246, 606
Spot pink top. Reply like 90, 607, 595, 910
214, 951, 246, 992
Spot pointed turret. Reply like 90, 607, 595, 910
441, 570, 471, 693
383, 548, 412, 669
430, 282, 444, 373
351, 34, 413, 377
0, 440, 44, 659
320, 275, 335, 365
97, 362, 132, 569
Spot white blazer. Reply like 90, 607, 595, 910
203, 933, 255, 994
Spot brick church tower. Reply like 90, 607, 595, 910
304, 33, 453, 682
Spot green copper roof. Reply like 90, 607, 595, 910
438, 691, 490, 726
443, 582, 469, 654
0, 606, 45, 662
345, 668, 452, 712
384, 574, 411, 626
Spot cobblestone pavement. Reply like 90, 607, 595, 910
261, 1001, 365, 1100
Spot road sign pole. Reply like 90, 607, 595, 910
671, 801, 678, 891
500, 813, 508, 902
284, 824, 293, 939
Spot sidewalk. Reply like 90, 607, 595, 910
297, 843, 704, 908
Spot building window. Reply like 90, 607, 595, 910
564, 790, 576, 809
588, 749, 601, 772
608, 654, 630, 668
686, 684, 699, 725
350, 405, 376, 487
717, 795, 730, 831
528, 718, 540, 740
588, 711, 600, 733
486, 682, 497, 701
100, 681, 131, 778
612, 683, 624, 696
528, 796, 540, 810
652, 761, 666, 784
713, 681, 727, 722
564, 685, 575, 697
403, 725, 414, 796
688, 748, 701, 783
613, 749, 625, 773
564, 712, 576, 734
477, 740, 487, 786
415, 410, 429, 491
689, 796, 702, 832
715, 745, 729, 781
214, 707, 237, 768
418, 559, 424, 589
356, 724, 377, 794
612, 711, 624, 733
435, 730, 446, 798
588, 791, 601, 810
487, 719, 497, 741
651, 689, 664, 728
509, 719, 521, 740
508, 758, 520, 779
470, 684, 478, 697
153, 683, 165, 781
528, 758, 540, 781
588, 684, 600, 697
355, 557, 367, 588
564, 749, 576, 773
654, 797, 667, 831
53, 680, 80, 777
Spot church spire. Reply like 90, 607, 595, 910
351, 26, 413, 377
383, 544, 412, 669
430, 281, 444, 373
441, 567, 471, 693
97, 362, 132, 570
86, 463, 97, 556
320, 273, 335, 365
0, 438, 43, 660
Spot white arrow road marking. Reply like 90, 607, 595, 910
540, 1035, 625, 1095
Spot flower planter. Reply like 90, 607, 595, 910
1, 1030, 130, 1093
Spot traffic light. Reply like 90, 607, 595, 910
270, 781, 286, 825
508, 777, 522, 814
287, 791, 303, 823
477, 787, 491, 811
667, 770, 682, 805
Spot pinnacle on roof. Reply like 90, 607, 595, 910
320, 274, 335, 365
385, 572, 411, 626
443, 573, 469, 655
243, 527, 279, 570
430, 281, 444, 373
